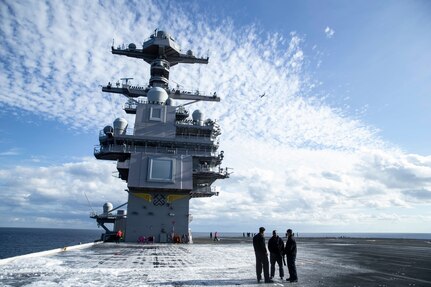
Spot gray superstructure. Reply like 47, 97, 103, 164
92, 30, 229, 243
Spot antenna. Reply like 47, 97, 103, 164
83, 191, 95, 214
170, 79, 183, 89
182, 100, 199, 107
120, 77, 134, 85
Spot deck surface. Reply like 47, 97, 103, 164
1, 237, 430, 286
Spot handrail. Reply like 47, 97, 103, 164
99, 128, 218, 142
193, 165, 230, 176
190, 186, 219, 197
98, 127, 134, 137
94, 144, 218, 157
124, 99, 148, 110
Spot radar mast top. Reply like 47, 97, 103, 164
103, 30, 218, 106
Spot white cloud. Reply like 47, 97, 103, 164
0, 158, 127, 228
189, 138, 431, 232
325, 26, 335, 38
0, 1, 430, 232
0, 148, 21, 156
0, 1, 375, 151
1, 147, 429, 231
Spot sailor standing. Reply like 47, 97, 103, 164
268, 230, 285, 279
284, 229, 298, 283
253, 227, 273, 283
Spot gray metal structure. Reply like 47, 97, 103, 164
92, 30, 229, 243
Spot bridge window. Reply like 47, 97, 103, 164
148, 158, 175, 182
150, 107, 162, 121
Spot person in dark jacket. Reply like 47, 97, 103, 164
284, 229, 298, 282
253, 227, 273, 283
268, 230, 284, 279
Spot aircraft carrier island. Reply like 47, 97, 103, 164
91, 30, 229, 243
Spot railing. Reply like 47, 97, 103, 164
176, 120, 221, 138
98, 128, 218, 143
126, 85, 147, 90
193, 165, 230, 177
98, 127, 134, 137
195, 165, 214, 172
175, 119, 218, 127
98, 132, 219, 150
191, 186, 219, 197
94, 144, 218, 157
124, 99, 148, 110
174, 133, 218, 143
106, 81, 148, 90
176, 106, 189, 115
170, 88, 217, 96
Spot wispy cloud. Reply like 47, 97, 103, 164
0, 148, 21, 156
0, 1, 375, 150
325, 26, 335, 38
0, 1, 430, 231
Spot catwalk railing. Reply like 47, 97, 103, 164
94, 144, 218, 157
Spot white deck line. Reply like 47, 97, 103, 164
0, 241, 102, 265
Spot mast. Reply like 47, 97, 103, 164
92, 30, 229, 243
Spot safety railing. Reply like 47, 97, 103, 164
190, 186, 219, 197
94, 144, 218, 157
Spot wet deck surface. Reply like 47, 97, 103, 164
1, 237, 430, 286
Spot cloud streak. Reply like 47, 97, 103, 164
0, 1, 430, 232
325, 26, 335, 38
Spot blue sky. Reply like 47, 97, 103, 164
0, 0, 430, 233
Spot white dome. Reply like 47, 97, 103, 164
113, 118, 128, 129
147, 87, 169, 104
113, 118, 128, 135
103, 202, 113, 214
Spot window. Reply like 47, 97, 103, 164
148, 158, 175, 182
150, 107, 163, 121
